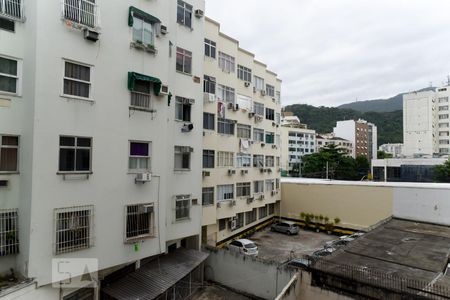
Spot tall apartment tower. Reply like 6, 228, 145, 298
403, 87, 450, 157
0, 0, 205, 298
202, 18, 282, 246
333, 119, 377, 160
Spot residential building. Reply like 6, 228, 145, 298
403, 86, 450, 156
379, 143, 403, 158
0, 0, 206, 298
280, 116, 316, 174
202, 17, 281, 246
316, 133, 353, 156
333, 119, 377, 160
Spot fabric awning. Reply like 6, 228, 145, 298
128, 6, 161, 27
128, 72, 162, 96
102, 248, 209, 300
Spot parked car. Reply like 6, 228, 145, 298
324, 239, 350, 249
312, 247, 335, 257
228, 239, 259, 256
271, 221, 300, 235
288, 258, 311, 269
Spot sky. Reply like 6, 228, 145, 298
205, 0, 450, 107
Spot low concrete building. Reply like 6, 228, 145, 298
316, 134, 353, 156
378, 143, 403, 158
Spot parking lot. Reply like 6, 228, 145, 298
251, 227, 336, 262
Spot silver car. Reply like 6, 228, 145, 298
271, 221, 300, 235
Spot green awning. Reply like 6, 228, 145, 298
128, 72, 162, 96
128, 6, 161, 27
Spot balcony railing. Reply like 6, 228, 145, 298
130, 91, 151, 111
61, 0, 99, 29
0, 0, 25, 21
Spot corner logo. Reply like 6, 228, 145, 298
52, 258, 98, 288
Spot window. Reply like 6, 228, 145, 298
439, 132, 449, 136
276, 178, 280, 190
218, 118, 235, 135
254, 76, 264, 91
129, 141, 151, 172
276, 134, 281, 147
253, 128, 264, 142
439, 114, 449, 120
276, 91, 281, 103
237, 124, 251, 139
276, 157, 280, 167
63, 61, 91, 99
0, 56, 20, 95
218, 219, 227, 231
218, 52, 235, 73
245, 208, 257, 225
176, 47, 192, 74
236, 153, 251, 168
265, 156, 274, 167
268, 203, 275, 215
237, 65, 252, 82
0, 209, 19, 256
439, 140, 450, 145
265, 108, 275, 121
202, 187, 214, 206
204, 75, 216, 94
237, 94, 252, 111
59, 136, 92, 173
175, 96, 193, 122
259, 206, 267, 219
203, 112, 215, 130
132, 15, 155, 47
177, 0, 192, 28
253, 155, 264, 168
217, 184, 234, 201
55, 205, 94, 254
439, 106, 449, 111
204, 39, 216, 58
203, 150, 214, 168
275, 113, 281, 125
63, 0, 97, 28
125, 204, 154, 241
253, 102, 264, 116
217, 151, 234, 167
0, 135, 18, 173
265, 132, 275, 144
0, 18, 15, 32
265, 179, 274, 192
439, 97, 449, 103
266, 84, 275, 97
174, 146, 192, 170
130, 78, 152, 110
253, 180, 264, 193
439, 123, 449, 128
236, 213, 244, 228
175, 195, 190, 220
236, 182, 251, 197
217, 84, 235, 104
440, 148, 450, 154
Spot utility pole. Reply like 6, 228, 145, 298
326, 161, 329, 180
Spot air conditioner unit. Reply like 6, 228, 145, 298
233, 104, 239, 111
228, 169, 236, 175
261, 90, 266, 96
160, 25, 168, 35
195, 9, 204, 18
260, 168, 265, 173
272, 122, 276, 127
259, 194, 265, 200
241, 169, 248, 175
202, 171, 210, 177
261, 143, 265, 147
267, 168, 272, 173
247, 197, 254, 204
217, 202, 221, 208
181, 123, 194, 132
255, 115, 263, 122
244, 82, 251, 87
230, 218, 237, 230
229, 200, 236, 207
188, 98, 195, 105
135, 173, 152, 183
272, 97, 276, 102
228, 102, 234, 109
271, 190, 276, 196
160, 84, 169, 95
83, 29, 99, 42
272, 145, 277, 149
248, 112, 255, 118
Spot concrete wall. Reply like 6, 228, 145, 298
204, 247, 295, 300
295, 270, 353, 300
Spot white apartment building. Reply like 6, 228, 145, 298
280, 116, 316, 173
202, 18, 281, 246
316, 134, 353, 156
379, 143, 403, 158
403, 87, 450, 157
0, 0, 206, 299
333, 119, 377, 160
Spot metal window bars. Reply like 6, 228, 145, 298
0, 0, 24, 21
0, 208, 19, 256
125, 204, 154, 242
61, 0, 99, 29
54, 205, 94, 254
130, 91, 151, 110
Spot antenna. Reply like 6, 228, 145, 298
447, 75, 450, 86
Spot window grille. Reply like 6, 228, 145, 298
0, 208, 19, 256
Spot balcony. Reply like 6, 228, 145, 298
0, 0, 24, 21
61, 0, 99, 29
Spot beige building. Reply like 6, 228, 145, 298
316, 134, 353, 156
202, 17, 282, 246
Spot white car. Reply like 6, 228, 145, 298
228, 239, 259, 256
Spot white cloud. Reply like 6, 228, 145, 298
206, 0, 450, 107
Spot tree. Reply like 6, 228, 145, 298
377, 150, 393, 159
355, 155, 370, 177
435, 159, 450, 183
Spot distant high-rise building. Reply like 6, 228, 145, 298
333, 119, 377, 160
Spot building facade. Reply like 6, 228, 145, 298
0, 0, 205, 298
280, 116, 316, 174
202, 17, 281, 246
403, 87, 450, 157
316, 134, 353, 156
379, 143, 404, 158
333, 119, 377, 160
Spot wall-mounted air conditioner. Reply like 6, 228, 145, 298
181, 123, 194, 132
245, 82, 251, 87
195, 9, 204, 18
135, 173, 152, 183
83, 29, 99, 42
261, 90, 266, 96
202, 171, 210, 177
160, 25, 168, 35
248, 112, 255, 118
241, 169, 248, 175
247, 197, 254, 204
230, 218, 237, 230
160, 84, 169, 95
233, 104, 239, 111
228, 169, 236, 176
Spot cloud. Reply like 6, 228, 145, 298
206, 0, 450, 107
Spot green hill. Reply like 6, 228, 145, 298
284, 104, 402, 145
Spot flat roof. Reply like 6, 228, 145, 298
281, 177, 450, 190
313, 218, 450, 293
